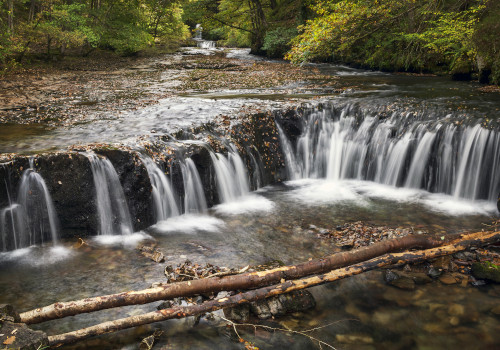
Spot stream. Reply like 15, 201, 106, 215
1, 48, 500, 349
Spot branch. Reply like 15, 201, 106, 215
46, 230, 500, 347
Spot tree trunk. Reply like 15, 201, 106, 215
46, 230, 500, 347
20, 233, 478, 324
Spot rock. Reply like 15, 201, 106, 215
491, 305, 500, 315
471, 261, 500, 283
427, 266, 442, 279
0, 321, 48, 350
0, 304, 21, 323
335, 333, 374, 344
383, 270, 416, 290
448, 304, 465, 317
223, 304, 250, 322
439, 273, 459, 285
248, 290, 316, 319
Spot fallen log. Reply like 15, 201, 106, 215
20, 234, 443, 325
46, 230, 500, 347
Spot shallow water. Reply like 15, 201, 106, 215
0, 181, 498, 349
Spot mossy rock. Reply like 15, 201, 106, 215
472, 261, 500, 283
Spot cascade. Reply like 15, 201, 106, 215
0, 160, 59, 251
278, 103, 500, 201
181, 158, 207, 213
86, 153, 133, 235
209, 145, 250, 203
142, 157, 180, 221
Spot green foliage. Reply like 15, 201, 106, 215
286, 0, 499, 82
262, 27, 297, 58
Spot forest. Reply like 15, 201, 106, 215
1, 0, 499, 82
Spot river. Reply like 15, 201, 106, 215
0, 48, 499, 349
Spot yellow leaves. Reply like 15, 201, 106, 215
3, 336, 16, 345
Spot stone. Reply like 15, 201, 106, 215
439, 273, 459, 285
223, 304, 250, 322
448, 304, 465, 317
384, 269, 416, 290
491, 305, 500, 315
335, 333, 374, 344
0, 304, 21, 323
0, 321, 48, 350
427, 266, 442, 279
471, 261, 500, 283
248, 290, 316, 319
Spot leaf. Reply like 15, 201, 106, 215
3, 336, 16, 345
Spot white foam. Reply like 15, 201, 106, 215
213, 195, 275, 215
0, 245, 74, 265
419, 194, 497, 216
287, 179, 367, 205
93, 232, 152, 246
153, 215, 225, 234
0, 246, 33, 261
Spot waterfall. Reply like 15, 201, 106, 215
142, 157, 180, 221
181, 158, 207, 213
277, 103, 500, 201
209, 145, 250, 203
0, 160, 59, 251
86, 153, 133, 235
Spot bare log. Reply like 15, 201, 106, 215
47, 231, 500, 347
20, 234, 445, 324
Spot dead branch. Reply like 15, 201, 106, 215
46, 230, 500, 347
20, 234, 441, 325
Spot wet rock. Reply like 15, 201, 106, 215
248, 290, 316, 319
0, 304, 20, 323
491, 305, 500, 315
427, 266, 442, 279
335, 333, 374, 344
383, 270, 415, 290
223, 304, 250, 322
139, 244, 165, 263
439, 273, 460, 285
471, 261, 500, 283
448, 304, 465, 317
0, 321, 48, 350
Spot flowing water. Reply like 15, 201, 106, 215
0, 160, 59, 251
0, 52, 500, 349
86, 153, 134, 236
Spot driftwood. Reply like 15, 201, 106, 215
46, 230, 500, 347
20, 234, 443, 324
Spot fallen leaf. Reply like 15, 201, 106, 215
3, 336, 15, 345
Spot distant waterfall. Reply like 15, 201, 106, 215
86, 153, 133, 235
0, 160, 59, 251
142, 157, 180, 221
181, 158, 207, 213
278, 104, 500, 201
209, 145, 250, 202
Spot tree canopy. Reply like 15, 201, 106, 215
1, 0, 499, 83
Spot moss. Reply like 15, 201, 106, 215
472, 261, 500, 283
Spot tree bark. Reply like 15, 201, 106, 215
20, 233, 478, 325
47, 230, 500, 347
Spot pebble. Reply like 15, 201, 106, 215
336, 333, 374, 344
439, 274, 459, 285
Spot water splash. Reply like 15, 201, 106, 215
86, 153, 133, 235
